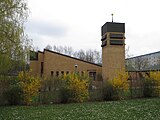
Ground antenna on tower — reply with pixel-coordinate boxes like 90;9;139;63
111;13;114;22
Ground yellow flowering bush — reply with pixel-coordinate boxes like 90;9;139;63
104;70;129;100
149;71;160;83
18;71;41;105
111;71;129;92
144;71;160;97
62;73;89;103
150;71;160;96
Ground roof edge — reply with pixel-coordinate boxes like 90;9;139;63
126;51;160;60
38;51;44;54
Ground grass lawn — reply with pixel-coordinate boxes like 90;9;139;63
0;98;160;120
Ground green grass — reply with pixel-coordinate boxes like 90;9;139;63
0;98;160;120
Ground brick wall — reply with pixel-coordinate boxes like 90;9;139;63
30;50;102;79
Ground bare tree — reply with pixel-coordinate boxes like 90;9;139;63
125;46;133;58
134;57;149;70
63;46;73;56
44;45;102;64
74;49;86;61
85;49;94;63
45;44;52;50
52;45;63;53
53;45;57;52
125;59;134;71
93;50;102;64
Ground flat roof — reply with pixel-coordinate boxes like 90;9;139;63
101;22;125;36
126;51;160;60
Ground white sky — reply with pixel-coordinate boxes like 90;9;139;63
26;0;160;57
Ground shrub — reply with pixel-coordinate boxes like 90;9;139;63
1;76;23;105
18;71;41;105
143;79;156;97
104;70;129;100
5;83;23;105
40;73;90;103
103;81;114;100
61;73;90;103
60;87;72;103
40;76;65;104
143;71;160;97
41;76;65;92
149;71;160;82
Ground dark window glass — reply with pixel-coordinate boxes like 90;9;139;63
61;71;64;75
89;72;96;81
81;71;84;76
30;51;38;60
66;71;69;74
51;71;54;77
56;71;59;77
41;62;43;77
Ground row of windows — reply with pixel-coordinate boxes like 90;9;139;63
50;71;85;77
50;71;97;80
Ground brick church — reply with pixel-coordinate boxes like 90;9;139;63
30;21;125;81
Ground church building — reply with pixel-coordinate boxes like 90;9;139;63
30;21;126;81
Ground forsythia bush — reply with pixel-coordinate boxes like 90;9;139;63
104;70;129;100
18;71;41;105
149;71;160;83
150;71;160;96
111;71;129;92
62;73;90;103
144;71;160;97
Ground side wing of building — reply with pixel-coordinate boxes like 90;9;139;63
30;49;102;80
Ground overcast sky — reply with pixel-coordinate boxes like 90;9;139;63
25;0;160;57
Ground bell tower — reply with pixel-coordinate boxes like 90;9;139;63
101;21;125;81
